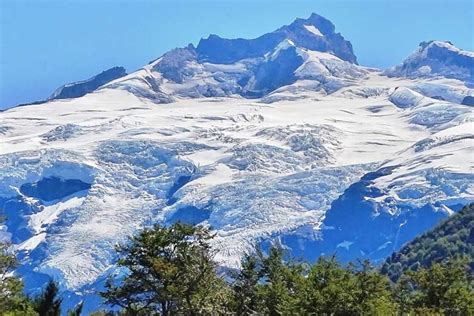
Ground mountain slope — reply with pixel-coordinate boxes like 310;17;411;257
49;66;127;100
0;13;473;312
385;41;474;83
381;203;473;281
104;13;361;102
196;13;357;64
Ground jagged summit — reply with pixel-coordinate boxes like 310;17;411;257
103;13;363;103
385;40;474;82
14;16;474;109
276;13;357;64
196;13;357;64
9;13;360;108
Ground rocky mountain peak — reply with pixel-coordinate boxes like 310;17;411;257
285;12;336;35
385;40;474;82
196;13;357;64
276;13;357;64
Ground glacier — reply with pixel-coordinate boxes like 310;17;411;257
0;13;473;312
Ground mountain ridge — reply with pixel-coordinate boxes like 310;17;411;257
385;40;474;83
0;13;473;313
48;66;127;100
195;13;357;64
100;13;363;103
381;203;473;281
9;14;473;109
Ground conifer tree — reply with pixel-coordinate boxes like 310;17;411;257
33;280;62;316
230;253;262;315
302;256;358;314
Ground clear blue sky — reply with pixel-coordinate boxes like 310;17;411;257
1;0;473;109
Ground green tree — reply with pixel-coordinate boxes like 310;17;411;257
352;260;398;315
101;222;229;315
88;310;115;316
301;256;358;315
33;280;62;316
0;218;36;315
392;274;415;314
258;247;305;315
400;259;474;315
382;203;474;281
230;252;262;315
0;242;24;310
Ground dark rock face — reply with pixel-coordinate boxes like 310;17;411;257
0;177;91;253
422;41;472;69
166;175;193;205
54;13;357;103
196;33;283;64
155;40;306;98
248;46;304;96
270;166;460;264
153;13;357;98
0;197;34;243
196;13;357;64
167;205;211;226
279;13;357;64
462;95;474;106
318;167;449;263
153;45;198;83
49;66;127;100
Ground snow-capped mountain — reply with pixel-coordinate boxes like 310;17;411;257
196;13;357;64
0;13;473;312
385;40;474;84
104;13;360;102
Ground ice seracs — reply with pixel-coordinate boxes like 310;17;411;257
0;13;473;313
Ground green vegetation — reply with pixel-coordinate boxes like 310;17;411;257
228;251;397;315
382;203;474;281
101;223;229;315
1;205;473;315
101;222;473;315
0;216;37;315
394;259;474;315
32;280;62;316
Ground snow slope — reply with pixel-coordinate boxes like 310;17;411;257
385;40;474;83
1;71;472;297
0;13;473;313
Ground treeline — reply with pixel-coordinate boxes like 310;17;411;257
1;219;473;315
382;203;474;281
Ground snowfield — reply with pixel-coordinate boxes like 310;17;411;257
0;13;473;312
1;70;472;294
